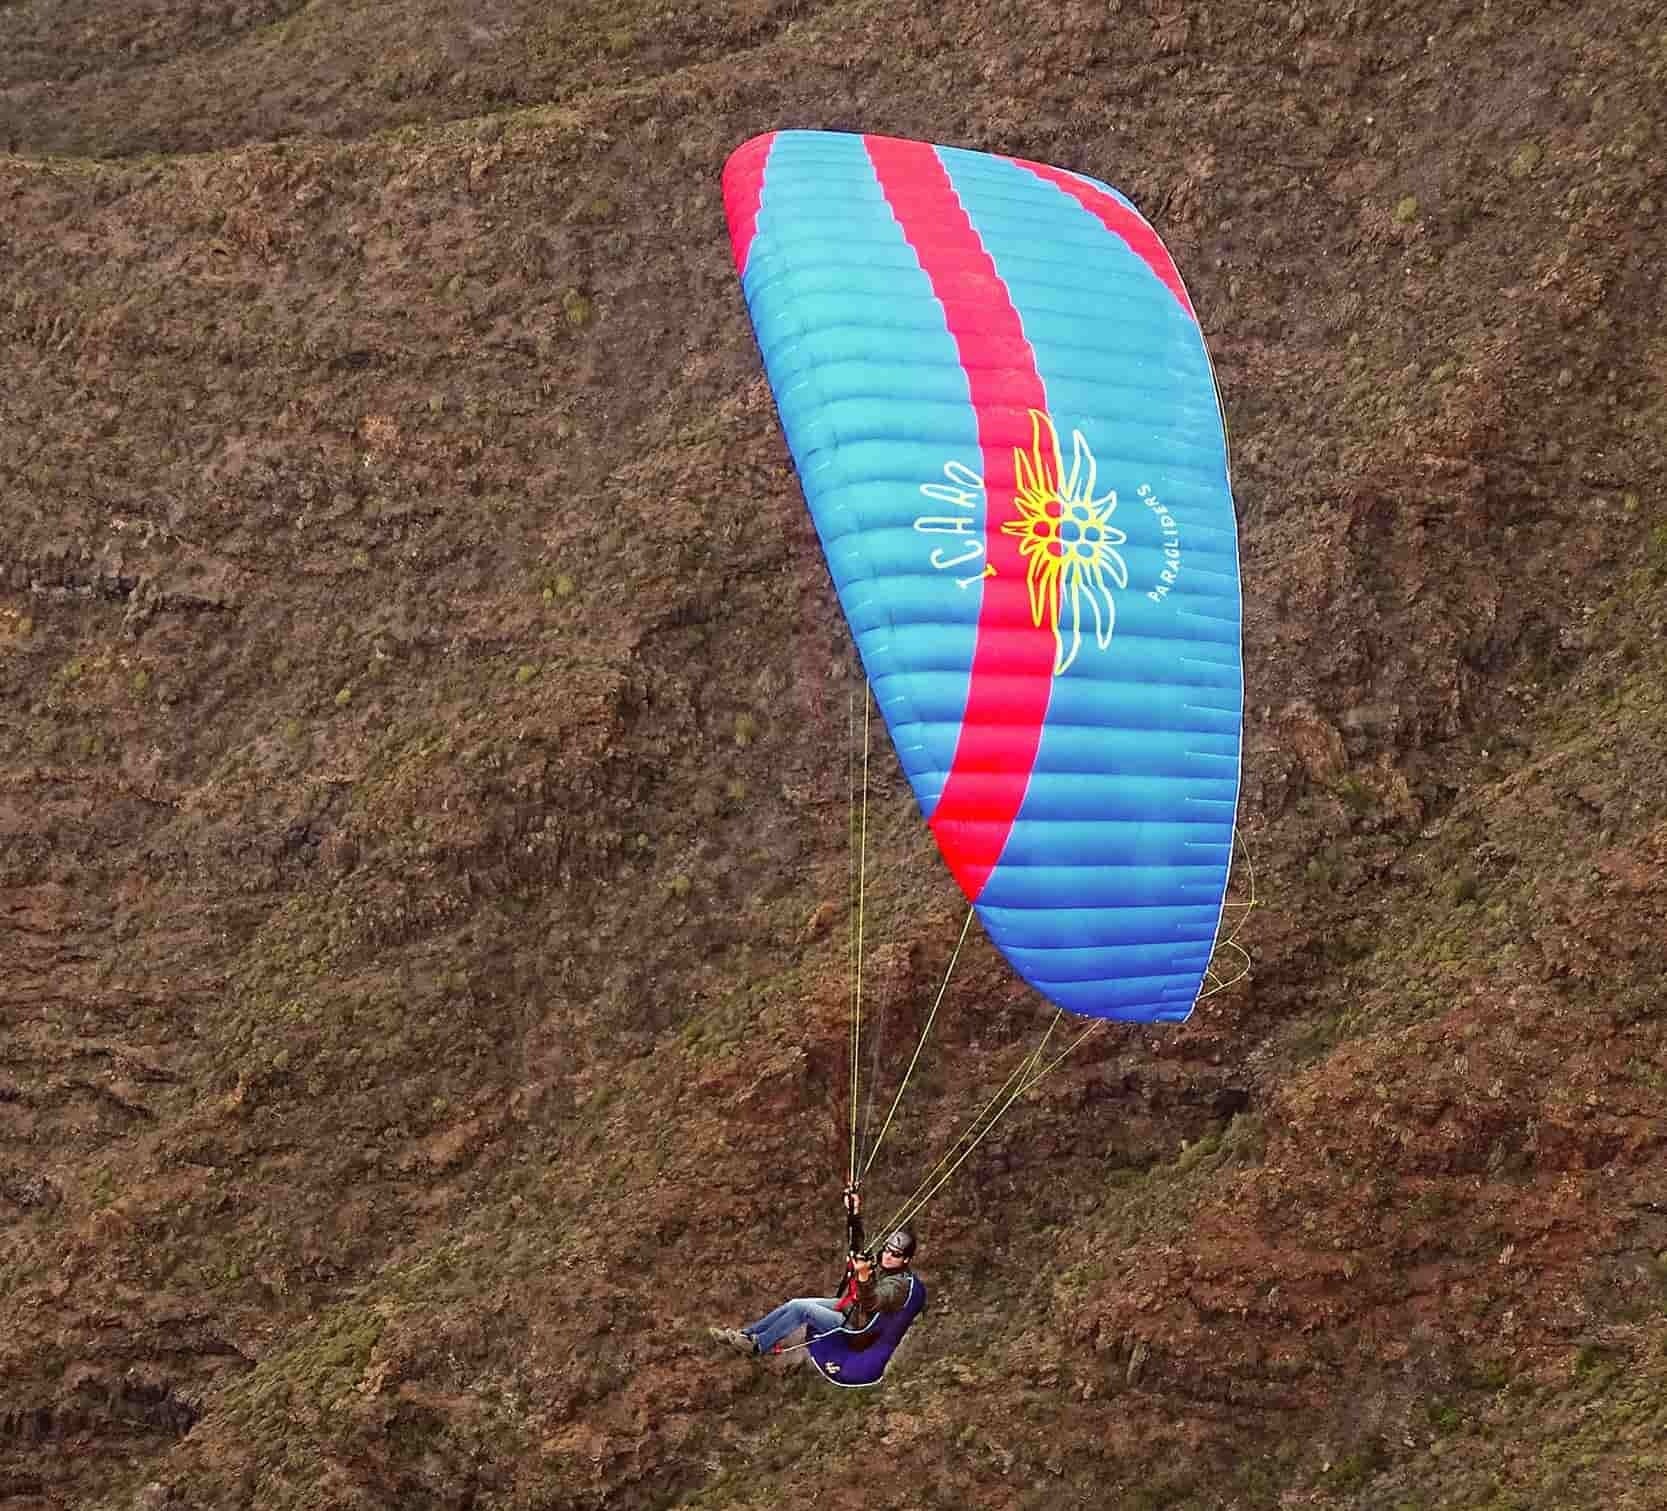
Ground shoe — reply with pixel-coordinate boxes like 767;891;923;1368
708;1326;758;1356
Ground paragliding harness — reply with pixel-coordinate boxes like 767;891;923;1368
808;1270;927;1388
801;1193;927;1388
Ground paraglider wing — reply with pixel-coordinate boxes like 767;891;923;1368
723;130;1242;1023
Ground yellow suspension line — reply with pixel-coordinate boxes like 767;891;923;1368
876;1011;1111;1240
847;688;856;1186
848;686;873;1188
1200;825;1258;999
1015;1015;1109;1097
875;1008;1064;1239
860;905;975;1180
852;830;1253;1231
880;1018;1061;1238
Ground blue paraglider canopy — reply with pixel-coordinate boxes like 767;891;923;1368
723;128;1243;1026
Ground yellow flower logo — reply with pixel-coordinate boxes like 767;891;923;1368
1001;410;1128;675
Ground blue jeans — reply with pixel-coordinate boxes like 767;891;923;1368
745;1296;845;1353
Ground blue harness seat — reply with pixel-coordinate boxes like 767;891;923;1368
805;1274;927;1387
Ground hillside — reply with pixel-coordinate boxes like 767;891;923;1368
3;2;1665;1508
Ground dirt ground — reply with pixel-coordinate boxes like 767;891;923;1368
2;1;1665;1507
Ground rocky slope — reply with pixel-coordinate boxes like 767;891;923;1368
2;1;1665;1507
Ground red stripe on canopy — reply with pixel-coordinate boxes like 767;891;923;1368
1007;156;1197;319
862;134;1055;901
721;131;777;275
